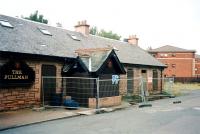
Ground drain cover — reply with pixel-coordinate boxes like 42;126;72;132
173;100;181;104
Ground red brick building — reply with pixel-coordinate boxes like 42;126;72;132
195;54;200;77
148;45;196;77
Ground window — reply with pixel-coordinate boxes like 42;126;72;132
127;68;134;94
141;70;147;73
38;28;52;36
171;53;176;57
165;64;168;67
160;53;168;57
172;64;176;68
69;34;80;41
0;20;14;28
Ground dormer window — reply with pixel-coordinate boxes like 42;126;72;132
38;27;52;36
171;53;176;57
0;20;14;28
69;34;80;41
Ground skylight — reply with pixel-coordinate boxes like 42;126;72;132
0;20;14;28
38;28;52;36
70;34;80;41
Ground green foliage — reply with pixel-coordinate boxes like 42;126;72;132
98;29;121;40
90;26;121;40
89;26;98;35
24;10;48;24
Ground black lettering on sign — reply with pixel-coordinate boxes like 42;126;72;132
0;60;35;88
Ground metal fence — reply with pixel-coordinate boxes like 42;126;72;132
42;77;98;108
41;76;175;109
174;77;200;83
163;77;174;95
163;77;200;96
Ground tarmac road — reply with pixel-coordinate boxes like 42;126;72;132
1;90;200;134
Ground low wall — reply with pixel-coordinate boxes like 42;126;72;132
88;96;121;108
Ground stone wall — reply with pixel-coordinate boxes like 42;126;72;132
0;59;63;111
119;67;163;96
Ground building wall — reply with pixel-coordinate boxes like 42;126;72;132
195;57;200;76
0;57;164;111
151;52;195;77
0;58;63;111
119;66;163;96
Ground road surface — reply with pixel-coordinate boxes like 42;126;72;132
1;90;200;134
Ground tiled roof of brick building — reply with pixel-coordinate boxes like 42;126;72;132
148;45;195;53
0;14;165;67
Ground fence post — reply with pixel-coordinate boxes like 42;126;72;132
41;76;45;108
96;77;100;112
139;77;152;108
140;77;146;103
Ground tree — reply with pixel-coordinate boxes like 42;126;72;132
24;10;48;24
98;29;121;40
90;26;98;35
90;26;121;40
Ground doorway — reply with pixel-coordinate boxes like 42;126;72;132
153;70;158;90
41;65;56;105
141;70;147;92
127;68;134;94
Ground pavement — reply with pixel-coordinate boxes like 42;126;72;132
1;89;199;133
0;102;130;131
1;90;200;134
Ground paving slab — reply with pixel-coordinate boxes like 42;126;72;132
0;102;130;131
0;108;90;131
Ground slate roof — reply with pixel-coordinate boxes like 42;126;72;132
149;45;196;53
0;14;165;67
76;48;125;74
77;49;111;72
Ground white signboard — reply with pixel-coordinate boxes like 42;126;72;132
112;75;119;85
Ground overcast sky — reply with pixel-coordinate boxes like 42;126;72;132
0;0;199;54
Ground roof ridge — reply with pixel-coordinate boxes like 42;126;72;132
90;34;129;45
149;45;196;52
0;14;79;34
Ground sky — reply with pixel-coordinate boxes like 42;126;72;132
0;0;200;54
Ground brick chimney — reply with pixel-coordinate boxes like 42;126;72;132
74;20;90;36
127;35;139;45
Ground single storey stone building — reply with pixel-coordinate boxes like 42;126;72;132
0;14;165;111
